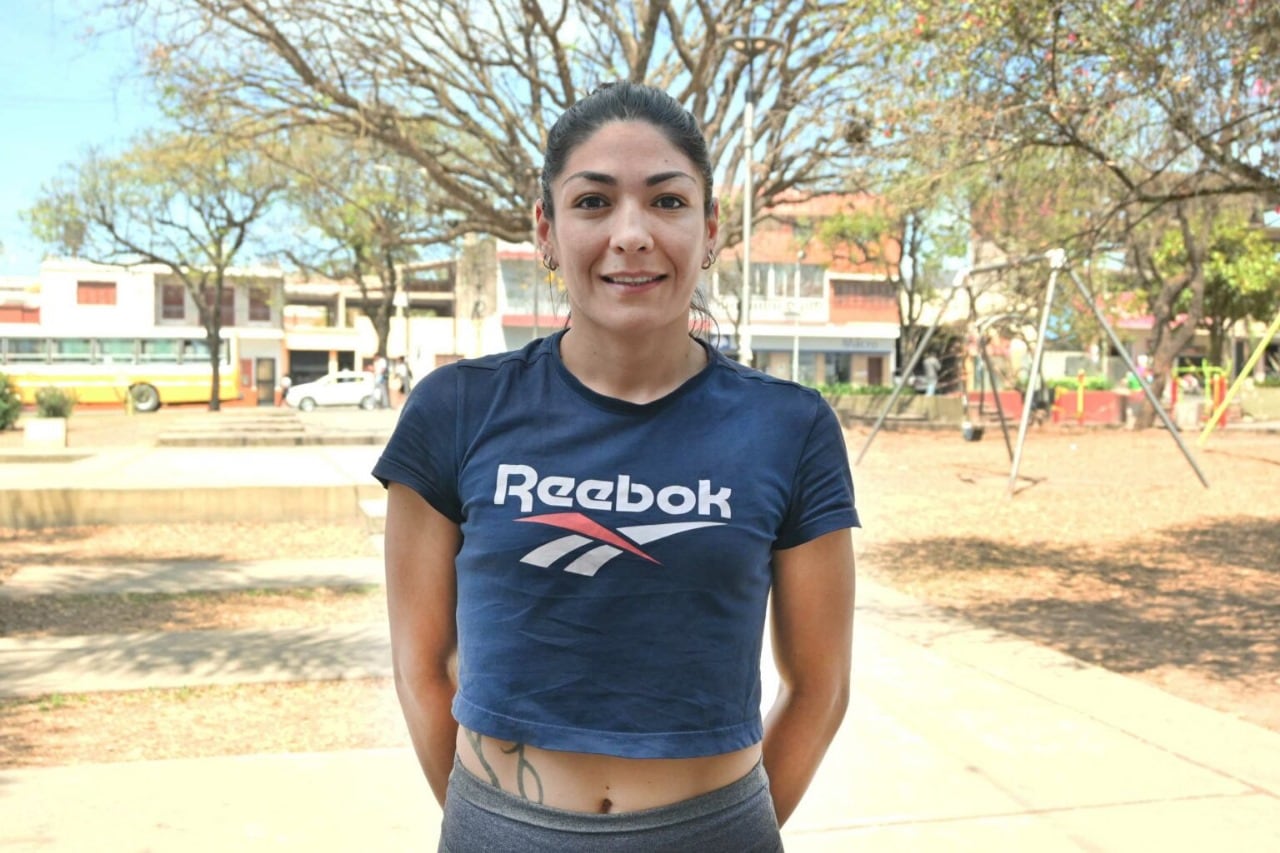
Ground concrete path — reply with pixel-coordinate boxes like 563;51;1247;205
0;557;384;599
3;562;1280;850
3;426;1280;850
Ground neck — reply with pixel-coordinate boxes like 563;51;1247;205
559;325;707;404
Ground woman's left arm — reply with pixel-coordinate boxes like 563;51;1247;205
761;526;856;827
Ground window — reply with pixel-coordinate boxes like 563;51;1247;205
98;339;137;365
5;338;48;362
77;281;117;305
140;339;179;363
201;286;236;324
0;306;40;323
161;284;186;320
249;287;272;322
51;339;92;362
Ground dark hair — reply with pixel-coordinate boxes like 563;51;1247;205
540;82;715;220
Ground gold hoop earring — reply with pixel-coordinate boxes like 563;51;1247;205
541;253;559;272
701;250;718;270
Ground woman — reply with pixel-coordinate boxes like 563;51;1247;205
374;82;858;851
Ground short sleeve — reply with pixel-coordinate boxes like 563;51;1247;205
371;365;463;522
774;398;860;550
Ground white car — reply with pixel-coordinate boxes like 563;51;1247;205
285;371;378;412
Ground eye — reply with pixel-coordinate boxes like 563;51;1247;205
653;195;688;210
572;194;609;210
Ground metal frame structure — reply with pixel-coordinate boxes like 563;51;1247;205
854;250;1211;495
1196;309;1280;448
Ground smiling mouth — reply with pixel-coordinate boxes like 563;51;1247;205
602;274;664;287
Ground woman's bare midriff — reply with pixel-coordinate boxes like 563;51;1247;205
456;726;762;814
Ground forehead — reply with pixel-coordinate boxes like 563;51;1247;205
559;120;699;184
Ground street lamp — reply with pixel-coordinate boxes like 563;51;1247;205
392;286;410;366
726;32;783;367
791;249;804;382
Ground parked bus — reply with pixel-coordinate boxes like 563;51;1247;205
0;333;241;412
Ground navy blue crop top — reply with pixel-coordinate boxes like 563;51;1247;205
373;332;858;759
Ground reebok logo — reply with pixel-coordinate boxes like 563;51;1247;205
494;464;732;577
494;464;732;519
516;512;724;577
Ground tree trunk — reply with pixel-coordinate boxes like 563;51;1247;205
208;332;222;412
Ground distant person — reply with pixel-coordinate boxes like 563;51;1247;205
395;357;413;396
374;82;858;851
923;354;941;396
278;374;291;407
373;356;391;409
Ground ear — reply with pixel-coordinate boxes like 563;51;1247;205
705;198;720;253
535;199;553;250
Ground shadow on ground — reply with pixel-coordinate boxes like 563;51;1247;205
865;516;1280;683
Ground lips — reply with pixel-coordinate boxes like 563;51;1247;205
601;273;665;287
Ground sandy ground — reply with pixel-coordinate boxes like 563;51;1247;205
1;412;1277;766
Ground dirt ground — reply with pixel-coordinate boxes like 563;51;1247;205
2;416;1278;767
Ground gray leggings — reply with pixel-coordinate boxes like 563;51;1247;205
439;756;784;852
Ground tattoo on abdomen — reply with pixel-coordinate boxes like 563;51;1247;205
464;730;501;787
464;733;545;804
501;742;545;804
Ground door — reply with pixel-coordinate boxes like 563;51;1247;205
255;358;276;406
867;356;884;387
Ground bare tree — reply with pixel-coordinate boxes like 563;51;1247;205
103;0;870;252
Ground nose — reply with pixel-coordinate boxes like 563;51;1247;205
610;200;653;254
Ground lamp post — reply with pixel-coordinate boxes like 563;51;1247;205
726;33;783;367
791;249;804;382
393;285;409;367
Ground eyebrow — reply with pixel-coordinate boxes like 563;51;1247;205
563;170;695;187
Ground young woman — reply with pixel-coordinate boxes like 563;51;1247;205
375;82;858;851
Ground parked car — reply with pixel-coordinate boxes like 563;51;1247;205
284;370;377;412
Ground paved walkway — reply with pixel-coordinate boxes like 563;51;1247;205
2;435;1280;850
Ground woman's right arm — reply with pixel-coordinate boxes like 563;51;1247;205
384;481;462;805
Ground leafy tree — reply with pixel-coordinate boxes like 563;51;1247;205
1161;214;1280;367
24;132;287;410
0;373;21;431
851;0;1280;424
278;133;455;358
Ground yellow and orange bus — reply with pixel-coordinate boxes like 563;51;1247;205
0;332;241;412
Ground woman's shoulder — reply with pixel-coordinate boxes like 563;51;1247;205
424;337;557;385
706;352;827;409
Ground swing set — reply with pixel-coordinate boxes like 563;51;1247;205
855;249;1212;495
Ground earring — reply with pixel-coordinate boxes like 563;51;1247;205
701;249;718;270
541;252;559;272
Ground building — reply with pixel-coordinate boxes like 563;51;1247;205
10;192;912;404
711;192;902;386
2;258;286;406
484;193;904;388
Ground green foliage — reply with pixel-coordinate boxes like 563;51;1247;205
815;382;907;397
0;373;21;430
1159;214;1280;365
35;386;76;419
1044;375;1113;392
1257;376;1280;388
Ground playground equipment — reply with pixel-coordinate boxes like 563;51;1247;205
856;249;1210;495
1197;310;1280;448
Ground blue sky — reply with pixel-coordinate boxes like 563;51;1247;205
0;1;161;275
